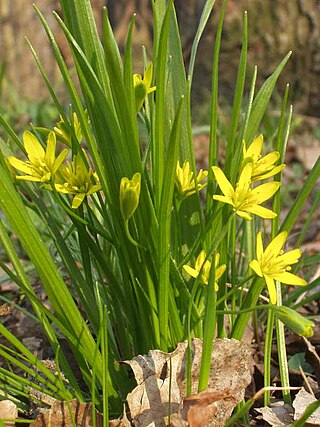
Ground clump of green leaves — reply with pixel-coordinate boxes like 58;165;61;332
0;0;319;424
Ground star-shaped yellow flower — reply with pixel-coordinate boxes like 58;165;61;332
54;151;101;209
212;163;280;220
242;134;285;181
175;160;208;200
133;63;156;112
183;251;226;291
54;111;88;148
249;231;307;304
7;131;68;183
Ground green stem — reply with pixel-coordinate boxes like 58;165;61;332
124;219;145;249
198;258;217;392
275;283;291;404
229;215;237;327
264;308;275;406
230;277;265;340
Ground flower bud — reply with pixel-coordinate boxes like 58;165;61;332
275;306;314;338
120;173;141;221
133;63;156;112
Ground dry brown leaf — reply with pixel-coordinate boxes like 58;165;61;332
293;388;320;424
0;304;11;316
124;338;252;427
0;400;18;426
109;405;132;426
255;401;293;426
33;398;103;427
169;388;237;427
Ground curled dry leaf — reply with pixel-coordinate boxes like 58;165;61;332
123;338;252;427
0;304;11;316
33;398;103;427
0;400;18;427
293;388;320;424
168;388;237;427
255;401;294;426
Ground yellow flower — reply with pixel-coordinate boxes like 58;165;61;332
212;164;280;220
133;63;156;112
175;160;208;200
249;231;307;304
183;251;226;291
54;111;88;148
54;151;101;209
120;173;141;221
242;134;285;181
7;131;68;183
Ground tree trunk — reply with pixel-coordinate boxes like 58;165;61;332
107;0;320;116
0;0;105;100
1;0;319;115
195;0;320;116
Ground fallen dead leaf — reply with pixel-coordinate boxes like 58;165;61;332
0;304;11;316
168;388;237;427
33;398;103;427
255;401;294;426
293;388;320;424
109;406;131;426
0;400;18;427
124;338;252;427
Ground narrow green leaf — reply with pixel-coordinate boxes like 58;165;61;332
244;51;292;144
158;96;184;350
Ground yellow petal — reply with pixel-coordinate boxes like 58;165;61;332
247;134;263;157
16;175;42;182
265;275;277;304
183;265;199;280
245;204;277;219
52;149;68;175
195;251;207;271
45;132;56;167
23;131;45;162
264;231;287;260
215;264;226;280
237;163;252;189
143;63;153;89
212;167;234;199
252;164;285;181
251;181;281;203
259;151;280;167
7;157;34;175
133;74;142;86
72;193;86;209
272;272;307;286
275;249;302;267
86;185;101;196
249;259;263;277
212;195;233;206
236;210;253;221
256;232;264;261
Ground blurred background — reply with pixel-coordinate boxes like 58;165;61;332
1;0;319;114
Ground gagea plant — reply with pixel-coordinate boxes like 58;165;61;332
0;0;319;424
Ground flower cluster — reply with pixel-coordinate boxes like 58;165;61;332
181;134;306;304
175;160;208;200
183;250;226;291
7;114;100;209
